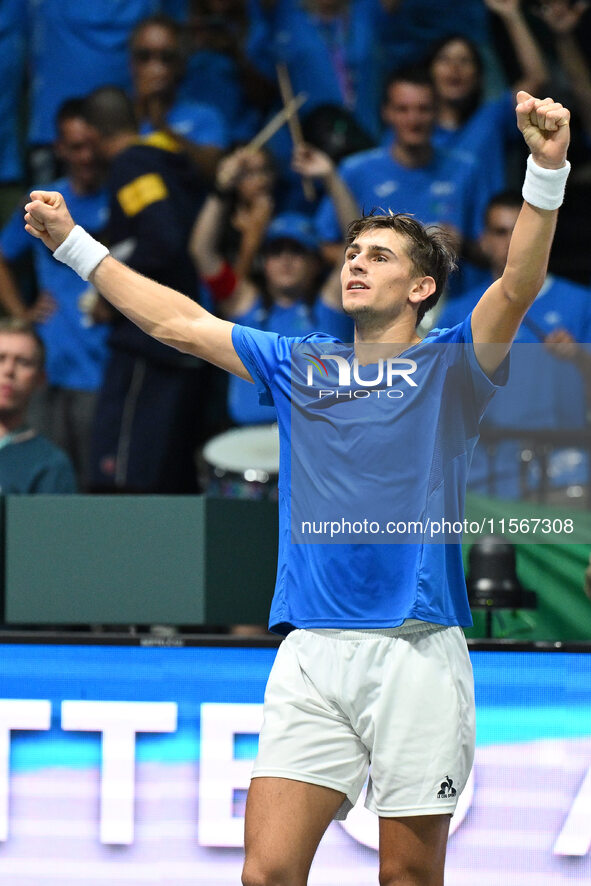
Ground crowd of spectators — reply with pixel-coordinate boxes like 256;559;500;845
0;0;590;501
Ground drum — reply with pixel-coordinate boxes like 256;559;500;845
201;424;280;500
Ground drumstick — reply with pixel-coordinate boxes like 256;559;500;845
245;93;308;153
276;62;316;202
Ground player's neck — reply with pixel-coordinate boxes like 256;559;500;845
354;314;421;349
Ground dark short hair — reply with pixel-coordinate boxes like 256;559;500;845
0;318;46;369
382;64;435;106
345;213;457;325
56;98;88;133
130;14;182;48
83;87;137;138
485;189;523;224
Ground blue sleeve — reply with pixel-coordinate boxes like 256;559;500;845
435;312;509;418
0;201;30;261
231;324;290;406
232;324;336;407
462;313;509;413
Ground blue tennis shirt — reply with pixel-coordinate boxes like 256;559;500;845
232;314;507;634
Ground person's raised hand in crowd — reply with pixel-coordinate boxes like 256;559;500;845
215;146;275;233
484;0;525;18
292;142;361;266
215;147;255;195
291;143;336;183
534;0;588;34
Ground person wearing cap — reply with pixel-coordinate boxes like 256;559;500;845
191;144;355;425
130;14;229;182
225;210;353;426
190;144;279;306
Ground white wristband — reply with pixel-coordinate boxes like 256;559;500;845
522;155;571;211
53;225;110;281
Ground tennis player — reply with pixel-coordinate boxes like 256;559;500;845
24;91;570;886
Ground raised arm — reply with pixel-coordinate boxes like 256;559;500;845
471;91;570;374
24;191;251;381
291;144;360;237
189;149;248;278
484;0;549;96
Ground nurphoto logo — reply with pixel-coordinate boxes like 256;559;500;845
303;353;418;400
304;353;418;386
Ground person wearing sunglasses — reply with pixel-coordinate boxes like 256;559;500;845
130;14;229;181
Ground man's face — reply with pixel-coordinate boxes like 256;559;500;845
340;227;424;323
480;205;520;275
131;23;181;100
56;117;102;192
382;82;435;150
0;333;44;423
263;242;317;293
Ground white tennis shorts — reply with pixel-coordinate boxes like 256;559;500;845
252;623;475;819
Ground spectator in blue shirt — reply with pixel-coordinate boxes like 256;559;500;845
263;0;383;140
181;0;277;144
191;145;356;425
131;14;228;181
0;319;76;494
315;66;488;295
225;212;353;426
424;0;548;205
190;145;278;303
376;0;489;75
438;190;591;501
0;100;109;490
26;0;162;183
